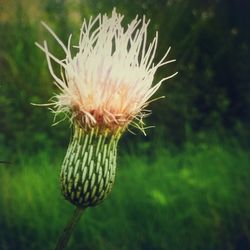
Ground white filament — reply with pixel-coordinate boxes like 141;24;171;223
36;8;177;132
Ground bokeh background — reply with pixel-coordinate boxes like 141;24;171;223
0;0;249;249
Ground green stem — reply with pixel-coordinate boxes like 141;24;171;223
55;207;85;250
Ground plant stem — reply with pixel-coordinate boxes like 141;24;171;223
55;207;85;250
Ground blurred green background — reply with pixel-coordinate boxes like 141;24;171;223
0;0;249;249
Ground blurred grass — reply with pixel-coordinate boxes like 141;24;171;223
0;140;249;250
0;1;249;249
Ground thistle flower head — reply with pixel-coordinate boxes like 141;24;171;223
36;9;177;134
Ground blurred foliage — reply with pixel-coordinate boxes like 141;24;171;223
0;140;249;250
1;128;249;249
0;2;249;250
0;0;249;153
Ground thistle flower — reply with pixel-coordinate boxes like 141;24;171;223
36;9;177;209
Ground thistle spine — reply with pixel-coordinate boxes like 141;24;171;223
60;125;120;208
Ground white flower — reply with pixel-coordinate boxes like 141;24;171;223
36;8;177;134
